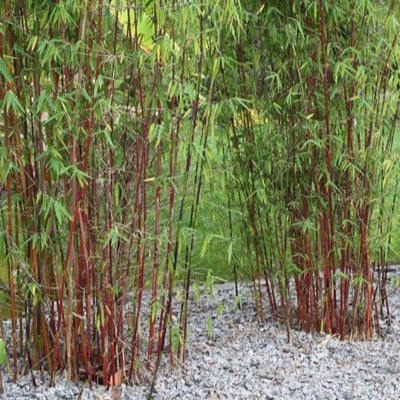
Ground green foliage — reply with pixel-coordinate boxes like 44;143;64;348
0;0;399;385
214;0;400;337
0;339;6;366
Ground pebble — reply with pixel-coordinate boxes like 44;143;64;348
2;277;400;399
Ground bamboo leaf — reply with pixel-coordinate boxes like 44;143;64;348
0;59;12;83
0;339;6;366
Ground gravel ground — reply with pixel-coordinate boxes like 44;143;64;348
2;274;400;400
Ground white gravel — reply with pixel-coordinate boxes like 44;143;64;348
2;273;400;399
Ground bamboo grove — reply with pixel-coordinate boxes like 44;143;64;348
222;0;400;340
0;0;399;389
